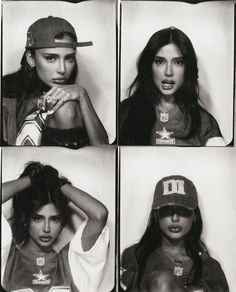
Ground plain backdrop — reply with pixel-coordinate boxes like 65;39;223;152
2;146;116;292
120;0;234;145
2;0;116;143
120;147;236;291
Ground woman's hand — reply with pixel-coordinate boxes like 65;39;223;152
43;84;88;113
43;84;108;145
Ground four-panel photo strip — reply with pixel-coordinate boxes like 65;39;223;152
1;0;236;292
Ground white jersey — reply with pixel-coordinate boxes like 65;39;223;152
1;215;109;292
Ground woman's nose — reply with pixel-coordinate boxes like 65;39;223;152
171;213;180;222
43;220;50;233
57;60;66;75
165;62;174;77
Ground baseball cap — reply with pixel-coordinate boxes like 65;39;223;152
25;16;93;49
152;175;198;210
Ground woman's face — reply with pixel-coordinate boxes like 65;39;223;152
158;206;194;243
30;45;76;88
152;43;185;98
28;203;62;251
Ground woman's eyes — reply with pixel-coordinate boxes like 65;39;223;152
154;58;165;65
65;56;75;63
43;56;75;63
51;217;61;223
31;216;61;223
44;56;56;62
32;216;43;222
153;58;184;66
174;59;184;66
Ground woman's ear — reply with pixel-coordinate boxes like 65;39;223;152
26;50;35;68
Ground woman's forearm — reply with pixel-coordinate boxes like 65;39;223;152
61;184;108;224
79;92;109;145
2;177;31;204
60;183;108;251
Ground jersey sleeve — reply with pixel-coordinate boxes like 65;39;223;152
1;214;13;285
2;98;17;145
199;109;222;145
199;256;229;292
68;220;109;292
120;245;139;291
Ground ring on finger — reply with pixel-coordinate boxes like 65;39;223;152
59;97;65;103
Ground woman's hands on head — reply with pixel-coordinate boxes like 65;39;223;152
22;162;70;190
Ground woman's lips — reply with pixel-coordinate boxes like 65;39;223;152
39;236;52;242
168;226;182;233
52;79;66;84
162;80;175;90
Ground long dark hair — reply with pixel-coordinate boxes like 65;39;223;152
135;207;208;287
12;161;71;245
121;27;201;144
3;32;78;120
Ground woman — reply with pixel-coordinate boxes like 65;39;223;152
119;27;225;146
2;162;109;292
2;16;108;148
121;175;229;292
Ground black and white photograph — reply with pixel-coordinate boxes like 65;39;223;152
1;1;236;292
119;1;234;146
1;146;116;292
120;147;236;291
2;0;116;147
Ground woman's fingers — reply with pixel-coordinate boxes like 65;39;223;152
51;92;70;113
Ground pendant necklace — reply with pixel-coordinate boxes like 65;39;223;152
36;256;45;267
156;105;170;123
160;112;169;123
173;258;184;276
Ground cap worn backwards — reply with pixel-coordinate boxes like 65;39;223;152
25;16;93;49
152;175;198;211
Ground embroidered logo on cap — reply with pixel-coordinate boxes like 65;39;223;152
163;179;185;196
26;32;34;47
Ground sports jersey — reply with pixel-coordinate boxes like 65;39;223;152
1;215;109;292
2;73;89;148
150;105;222;146
120;245;229;292
119;97;223;146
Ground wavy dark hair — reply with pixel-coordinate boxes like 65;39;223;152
12;161;71;245
120;27;201;145
3;32;78;120
134;206;208;287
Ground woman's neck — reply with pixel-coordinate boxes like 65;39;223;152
158;96;176;112
161;236;186;257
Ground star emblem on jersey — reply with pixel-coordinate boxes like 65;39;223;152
32;270;51;285
156;127;175;144
36;257;45;266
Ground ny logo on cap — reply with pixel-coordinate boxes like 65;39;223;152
163;179;185;196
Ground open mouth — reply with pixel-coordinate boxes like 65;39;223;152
162;80;175;90
40;236;52;242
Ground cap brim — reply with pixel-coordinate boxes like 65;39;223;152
76;41;93;47
26;41;93;49
152;194;197;211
